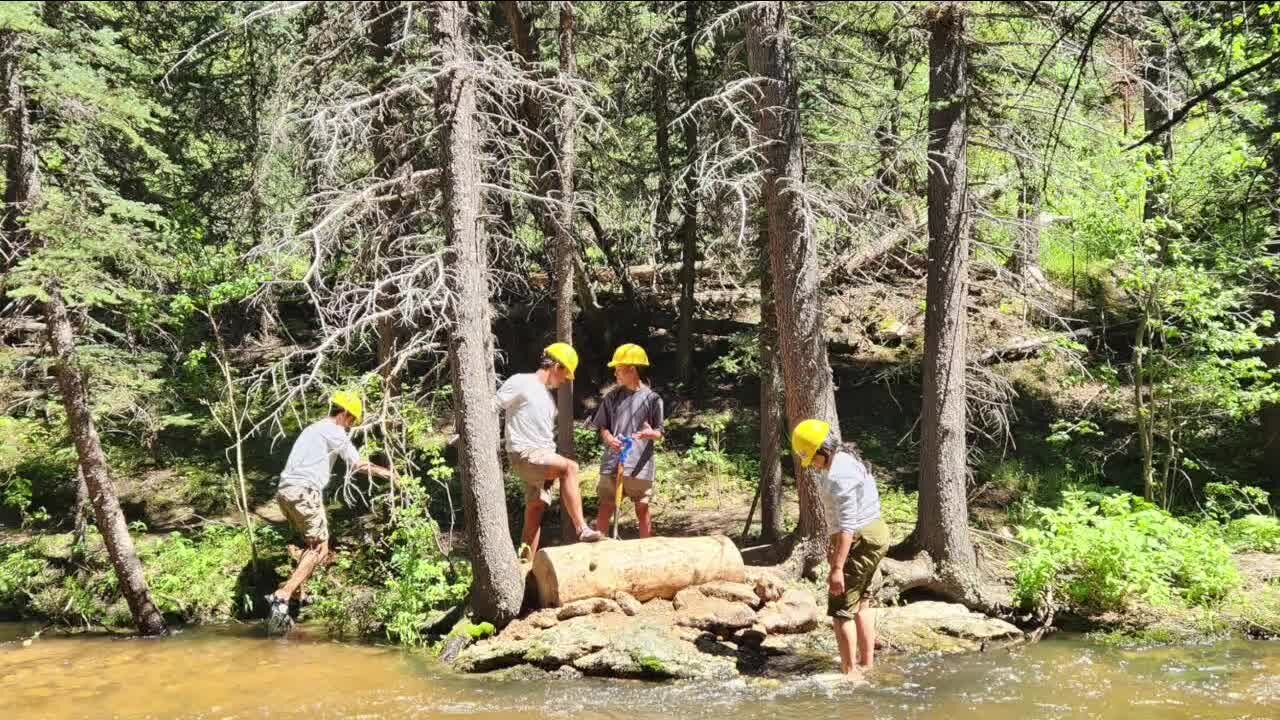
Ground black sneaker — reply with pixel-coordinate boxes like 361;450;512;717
266;595;293;636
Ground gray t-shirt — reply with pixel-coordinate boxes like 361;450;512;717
588;385;663;481
818;451;881;534
497;372;557;453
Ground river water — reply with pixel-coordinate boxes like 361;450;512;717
1;623;1277;720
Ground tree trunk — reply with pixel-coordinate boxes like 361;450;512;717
745;3;836;574
917;2;978;586
675;1;700;387
874;7;910;206
73;466;89;547
46;285;168;636
432;0;523;626
0;30;39;275
653;58;673;256
530;535;745;607
554;3;578;462
1010;157;1043;287
366;1;414;387
758;214;785;544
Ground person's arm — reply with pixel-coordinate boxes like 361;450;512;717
495;376;524;412
354;459;396;480
592;395;622;451
632;395;664;441
334;429;396;481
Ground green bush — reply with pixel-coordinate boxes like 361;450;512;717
0;545;45;615
1222;515;1280;553
1014;490;1240;613
142;525;269;622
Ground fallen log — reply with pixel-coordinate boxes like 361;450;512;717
530;535;745;607
976;327;1095;365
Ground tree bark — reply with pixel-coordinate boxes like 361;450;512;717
530;535;745;607
675;1;700;386
917;2;978;586
0;30;39;275
745;3;836;574
653;56;674;257
1141;5;1173;228
47;285;168;636
1262;146;1280;487
432;0;523;626
553;3;578;462
1009;156;1043;287
758;213;784;544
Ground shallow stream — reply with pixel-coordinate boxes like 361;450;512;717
2;623;1278;719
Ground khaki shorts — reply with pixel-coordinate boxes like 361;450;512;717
277;485;328;545
827;518;890;619
509;448;562;507
597;472;653;505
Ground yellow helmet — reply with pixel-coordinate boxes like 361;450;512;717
790;419;831;468
607;343;650;368
543;342;579;379
331;390;364;421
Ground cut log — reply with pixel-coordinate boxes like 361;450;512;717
530;535;746;607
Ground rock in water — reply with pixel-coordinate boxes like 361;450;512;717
877;601;1022;654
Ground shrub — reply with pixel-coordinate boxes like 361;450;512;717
142;525;269;623
1222;515;1280;553
1014;490;1240;613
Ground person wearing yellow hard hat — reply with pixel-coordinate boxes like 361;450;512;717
267;390;396;635
589;344;664;538
791;418;888;679
497;342;601;557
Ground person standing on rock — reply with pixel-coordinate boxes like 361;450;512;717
498;342;603;559
590;344;664;538
267;391;397;635
791;419;889;678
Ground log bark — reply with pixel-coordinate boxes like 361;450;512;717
746;2;836;573
530;535;745;607
675;0;700;386
553;3;578;462
47;285;168;636
917;1;980;592
433;0;523;626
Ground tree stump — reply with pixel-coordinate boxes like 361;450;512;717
530;535;746;607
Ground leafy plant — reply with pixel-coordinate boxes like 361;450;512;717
1014;490;1240;613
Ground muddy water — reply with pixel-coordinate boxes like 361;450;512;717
1;624;1277;720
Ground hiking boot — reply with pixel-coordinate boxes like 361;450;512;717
578;526;602;543
265;595;293;636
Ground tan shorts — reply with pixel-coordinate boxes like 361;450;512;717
509;448;562;507
597;473;653;505
277;485;328;545
827;518;890;619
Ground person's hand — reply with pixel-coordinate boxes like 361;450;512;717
632;422;661;441
606;434;624;452
828;568;845;598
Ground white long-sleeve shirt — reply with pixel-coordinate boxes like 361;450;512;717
278;418;361;493
817;451;881;534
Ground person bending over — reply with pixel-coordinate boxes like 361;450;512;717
792;419;889;679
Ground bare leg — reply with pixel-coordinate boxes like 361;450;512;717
833;617;858;676
522;501;546;557
554;461;588;534
276;538;326;602
595;500;615;535
635;502;652;538
855;599;876;668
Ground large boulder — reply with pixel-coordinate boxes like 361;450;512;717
756;589;820;635
524;617;610;667
674;595;757;634
696;581;761;607
454;637;533;673
877;601;1022;653
572;624;736;680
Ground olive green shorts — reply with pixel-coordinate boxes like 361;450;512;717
827;518;890;619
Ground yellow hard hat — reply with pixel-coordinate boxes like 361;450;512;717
607;343;650;368
543;342;579;379
331;390;364;421
790;419;831;468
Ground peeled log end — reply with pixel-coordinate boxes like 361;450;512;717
531;535;746;607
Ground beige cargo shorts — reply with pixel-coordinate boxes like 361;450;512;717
276;485;328;545
508;448;562;507
597;472;653;505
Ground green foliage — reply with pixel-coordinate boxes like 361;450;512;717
1221;515;1280;553
707;332;762;381
141;525;266;623
1014;490;1240;613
